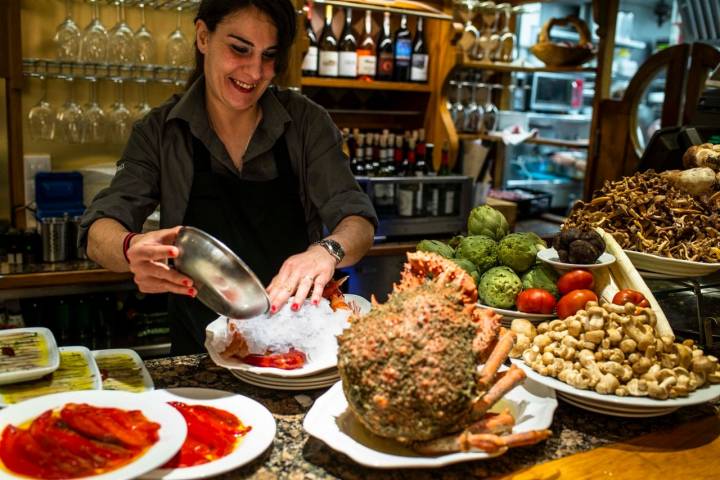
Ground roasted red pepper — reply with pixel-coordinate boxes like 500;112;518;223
242;348;307;370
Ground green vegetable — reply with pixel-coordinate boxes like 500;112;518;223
467;205;510;241
448;235;465;249
478;266;522;309
497;232;542;273
450;258;477;275
517;231;547;250
416;240;454;258
455;235;498;274
521;264;559;298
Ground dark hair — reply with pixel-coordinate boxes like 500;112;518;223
186;0;297;88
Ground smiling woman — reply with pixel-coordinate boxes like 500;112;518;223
80;0;377;355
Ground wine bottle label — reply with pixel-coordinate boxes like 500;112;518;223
427;187;439;216
378;52;394;76
357;54;377;75
444;189;456;215
373;184;394;206
395;39;412;63
318;51;339;76
410;54;428;81
414;182;424;213
339;52;358;77
302;46;319;72
397;187;414;216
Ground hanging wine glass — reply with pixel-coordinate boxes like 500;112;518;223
477;2;500;62
80;0;108;63
464;77;485;133
81;79;106;144
108;0;136;64
56;77;83;144
28;76;56;141
450;74;466;131
166;7;190;66
135;3;155;64
133;80;152;122
482;83;499;133
53;0;81;60
457;1;480;59
108;80;132;142
497;3;516;63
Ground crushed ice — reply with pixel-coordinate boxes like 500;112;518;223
214;299;351;361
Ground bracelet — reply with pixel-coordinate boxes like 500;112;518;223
122;232;138;264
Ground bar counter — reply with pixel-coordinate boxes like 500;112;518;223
145;354;720;479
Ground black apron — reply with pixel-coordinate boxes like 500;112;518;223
168;132;310;355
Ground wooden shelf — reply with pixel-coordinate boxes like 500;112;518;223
313;0;452;21
458;132;589;149
301;76;432;92
0;269;132;290
458;55;596;74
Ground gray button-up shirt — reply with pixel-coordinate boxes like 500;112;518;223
79;76;377;246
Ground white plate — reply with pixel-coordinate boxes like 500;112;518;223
624;250;720;278
0;327;59;386
344;294;372;316
0;390;187;480
0;346;102;406
303;378;557;469
537;248;616;271
140;388;276;480
557;393;678;417
478;303;555;322
513;359;720;409
231;371;337;391
238;368;340;383
206;294;370;378
93;348;155;393
233;371;338;387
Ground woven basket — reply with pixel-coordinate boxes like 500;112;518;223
530;15;596;67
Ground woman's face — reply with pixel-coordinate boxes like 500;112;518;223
196;6;278;114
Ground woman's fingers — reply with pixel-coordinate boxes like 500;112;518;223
292;274;316;309
129;244;180;263
309;271;332;306
134;275;196;296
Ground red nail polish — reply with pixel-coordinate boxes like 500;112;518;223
312;300;319;306
270;305;277;313
182;280;189;287
188;288;195;297
291;303;299;311
168;250;176;258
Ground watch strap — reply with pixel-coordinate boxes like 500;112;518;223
313;239;344;264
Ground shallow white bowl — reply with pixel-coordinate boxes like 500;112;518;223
624;250;720;278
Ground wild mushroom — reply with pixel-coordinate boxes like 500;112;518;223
595;373;620;395
626;378;649;397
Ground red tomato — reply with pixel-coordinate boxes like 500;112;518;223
613;289;650;308
242;348;307;370
556;289;598;319
516;289;557;314
557;270;594;295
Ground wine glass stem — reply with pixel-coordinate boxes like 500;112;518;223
140;4;146;26
41;76;48;103
90;80;98;104
176;7;182;30
116;81;124;104
65;0;72;19
92;1;99;22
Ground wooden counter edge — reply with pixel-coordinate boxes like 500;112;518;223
495;414;720;480
0;269;133;289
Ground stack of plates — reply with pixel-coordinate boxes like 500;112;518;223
478;304;554;328
230;368;339;390
513;359;720;417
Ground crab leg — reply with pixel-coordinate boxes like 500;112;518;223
413;428;552;455
472;364;526;416
467;409;515;434
477;329;516;390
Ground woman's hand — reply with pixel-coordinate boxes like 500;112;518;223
267;245;337;313
126;226;196;297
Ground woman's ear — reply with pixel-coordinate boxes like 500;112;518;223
196;20;209;55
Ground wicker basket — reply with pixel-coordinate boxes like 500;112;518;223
530;15;596;67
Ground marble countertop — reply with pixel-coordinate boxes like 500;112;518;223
144;354;719;480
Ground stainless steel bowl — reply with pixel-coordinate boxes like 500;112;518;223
174;226;270;319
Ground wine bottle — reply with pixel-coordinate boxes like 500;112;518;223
438;141;457;216
393;14;412;81
338;8;357;78
357;10;377;81
318;5;338;77
410;17;429;82
376;12;393;81
301;2;319;76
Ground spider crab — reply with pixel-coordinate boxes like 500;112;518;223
337;251;551;454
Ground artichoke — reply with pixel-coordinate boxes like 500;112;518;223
521;264;559;298
497;233;541;273
455;235;498;274
478;266;522;309
416;240;454;258
467;205;510;241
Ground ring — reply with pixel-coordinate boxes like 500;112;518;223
284;285;294;293
302;275;314;283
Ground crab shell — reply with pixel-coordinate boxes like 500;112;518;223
337;251;525;444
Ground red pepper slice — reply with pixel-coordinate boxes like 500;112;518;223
242;348;307;370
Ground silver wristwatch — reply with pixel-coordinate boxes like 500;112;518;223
313;239;345;264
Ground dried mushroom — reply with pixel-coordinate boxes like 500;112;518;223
552;227;605;264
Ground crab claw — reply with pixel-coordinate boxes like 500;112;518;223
413;428;552;455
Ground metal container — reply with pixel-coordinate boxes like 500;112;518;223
69;216;88;260
174;226;270;319
41;217;69;263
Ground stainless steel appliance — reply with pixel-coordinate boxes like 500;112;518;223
530;72;585;113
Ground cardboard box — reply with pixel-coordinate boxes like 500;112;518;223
486;197;517;229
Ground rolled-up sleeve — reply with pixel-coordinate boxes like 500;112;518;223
303;108;378;233
78;117;162;247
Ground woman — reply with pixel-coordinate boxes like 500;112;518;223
80;0;377;354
